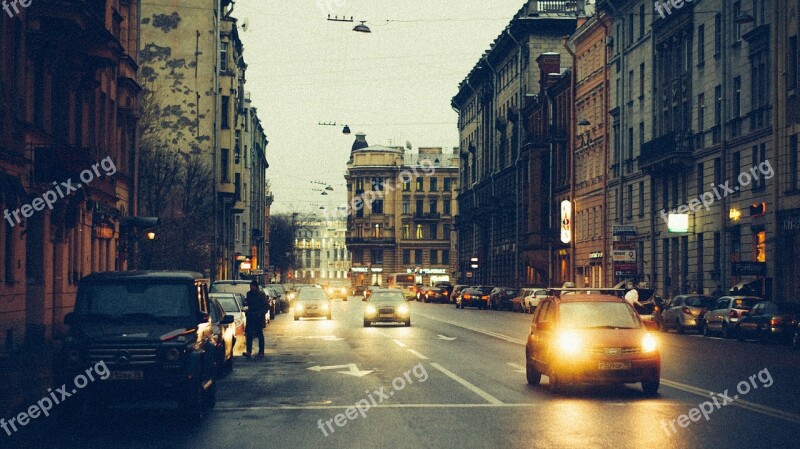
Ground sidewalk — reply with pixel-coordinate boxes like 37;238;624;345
0;342;56;420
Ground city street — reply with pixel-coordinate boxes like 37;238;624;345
15;299;800;449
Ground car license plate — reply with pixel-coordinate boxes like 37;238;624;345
380;314;393;318
109;370;144;380
598;362;631;370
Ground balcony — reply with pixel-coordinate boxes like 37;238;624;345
413;212;440;221
638;132;693;173
345;236;395;246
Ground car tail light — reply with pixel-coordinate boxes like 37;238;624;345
682;306;692;315
729;310;739;319
463;294;471;299
770;318;784;327
482;295;490;300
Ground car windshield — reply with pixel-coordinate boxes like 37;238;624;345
210;282;251;296
685;296;714;308
77;282;193;318
216;297;240;313
266;284;285;295
298;289;327;301
370;292;405;302
558;302;640;329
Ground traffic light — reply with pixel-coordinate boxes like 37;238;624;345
470;257;479;269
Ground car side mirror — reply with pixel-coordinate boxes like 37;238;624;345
536;321;552;331
220;315;234;325
64;312;76;326
242;306;249;312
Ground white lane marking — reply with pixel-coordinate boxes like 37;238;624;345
406;349;429;359
661;379;800;425
307;364;373;377
430;362;503;405
417;311;800;424
393;339;407;348
415;313;526;345
217;401;685;411
507;362;525;373
437;334;457;340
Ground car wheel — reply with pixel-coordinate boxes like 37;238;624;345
641;378;660;396
722;323;732;339
702;322;711;337
526;360;541;386
676;319;685;334
181;380;208;421
364;320;370;327
404;320;411;327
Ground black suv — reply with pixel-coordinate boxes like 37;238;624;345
58;271;224;419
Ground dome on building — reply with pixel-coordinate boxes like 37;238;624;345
351;132;369;152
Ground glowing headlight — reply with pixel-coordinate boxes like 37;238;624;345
165;348;182;362
365;305;377;315
295;304;304;312
642;333;658;353
397;305;409;315
556;331;582;355
322;303;329;311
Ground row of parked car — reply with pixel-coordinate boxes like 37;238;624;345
652;293;800;347
411;283;550;313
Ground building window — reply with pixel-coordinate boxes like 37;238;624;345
353;249;363;264
733;77;741;118
402;249;411;265
628;70;634;101
402;224;410;239
430;250;438;265
697;162;704;198
714;85;722;143
416;199;424;215
697;93;705;131
731;151;741;194
221;96;230;129
639;63;644;98
430;177;438;192
414;224;423;240
791;36;799;91
443;178;452;191
790;134;798;190
371;249;384;265
403;180;410;191
733;2;742;42
639;4;645;38
220;42;228;72
372;200;384;214
221;149;230;183
442;249;450;264
627;185;633;218
429;199;438;214
429;224;438;240
414;250;423;265
443;199;451;215
416;177;424;191
373;224;381;238
638;181;645;217
402;199;410;214
714;14;722;55
371;177;383;191
697;24;705;64
443;224;451;240
755;230;766;262
753;144;766;189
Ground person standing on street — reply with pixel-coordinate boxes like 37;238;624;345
243;280;269;358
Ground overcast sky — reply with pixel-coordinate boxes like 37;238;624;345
237;0;526;214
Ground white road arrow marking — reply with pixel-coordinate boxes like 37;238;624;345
437;334;457;340
507;362;525;373
307;363;373;377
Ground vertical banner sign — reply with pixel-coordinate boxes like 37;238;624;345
560;200;572;244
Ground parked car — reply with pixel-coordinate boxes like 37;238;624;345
364;289;410;327
209;292;246;336
523;288;551;314
419;286;448;303
433;281;454;298
489;287;519;311
294;287;332;320
702;296;761;338
525;292;660;395
659;294;715;334
266;283;291;311
457;286;493;309
735;301;800;344
209;297;236;377
511;288;534;312
59;271;220;419
211;280;277;317
450;285;468;304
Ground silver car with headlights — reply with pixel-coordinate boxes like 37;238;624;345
293;288;331;320
364;289;410;327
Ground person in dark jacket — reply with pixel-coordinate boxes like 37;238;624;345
243;280;269;358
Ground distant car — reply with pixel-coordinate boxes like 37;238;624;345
209;292;246;336
433;281;454;298
210;280;277;317
294;288;331;320
489;287;519;311
266;284;290;312
326;283;350;300
702;296;761;338
450;285;468;304
419;286;448;303
735;301;800;344
523;288;551;314
659;295;715;334
364;289;410;327
209;297;236;377
525;293;660;395
457;286;493;309
353;285;367;297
